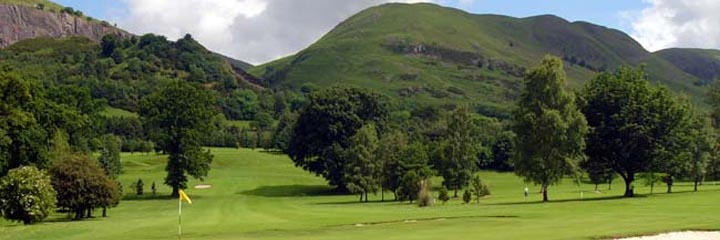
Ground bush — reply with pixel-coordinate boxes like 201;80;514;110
462;190;472;204
418;180;433;207
50;155;121;219
438;186;450;204
135;178;144;195
0;166;57;224
470;175;490;203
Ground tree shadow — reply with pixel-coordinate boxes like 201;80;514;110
488;195;644;206
122;194;185;201
238;185;342;197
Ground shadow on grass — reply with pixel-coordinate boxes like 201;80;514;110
239;185;343;197
489;194;646;206
122;194;203;201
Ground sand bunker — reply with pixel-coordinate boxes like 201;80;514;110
194;184;212;189
616;231;720;240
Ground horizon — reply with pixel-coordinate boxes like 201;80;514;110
53;0;720;65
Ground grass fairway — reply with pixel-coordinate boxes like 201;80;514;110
1;148;719;239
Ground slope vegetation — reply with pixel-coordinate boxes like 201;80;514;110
251;3;705;116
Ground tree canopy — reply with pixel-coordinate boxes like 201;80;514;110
287;87;387;190
139;82;216;197
512;56;588;202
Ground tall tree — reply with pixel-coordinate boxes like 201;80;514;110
689;116;715;192
396;142;433;202
579;66;691;197
288;87;387;191
98;134;122;179
377;130;407;201
140;82;215;197
512;56;588;202
437;106;481;197
344;123;381;202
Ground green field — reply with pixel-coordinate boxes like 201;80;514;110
1;148;719;239
101;107;139;118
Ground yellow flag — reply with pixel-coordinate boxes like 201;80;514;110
179;190;192;204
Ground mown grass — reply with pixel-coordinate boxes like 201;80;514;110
1;148;719;239
101;106;138;118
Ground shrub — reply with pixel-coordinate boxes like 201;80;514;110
438;186;450;204
135;178;144;195
50;155;121;219
470;175;490;203
0;166;57;224
462;190;472;204
418;180;433;207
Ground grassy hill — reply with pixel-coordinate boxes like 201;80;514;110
655;48;720;86
0;0;62;10
2;147;719;239
250;3;707;116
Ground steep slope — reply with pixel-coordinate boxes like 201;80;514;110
0;3;130;47
655;48;720;86
250;3;704;116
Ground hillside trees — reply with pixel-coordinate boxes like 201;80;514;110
512;56;588;202
580;66;692;197
140;82;216;197
0;166;57;224
288;87;387;191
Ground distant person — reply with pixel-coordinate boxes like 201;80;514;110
524;186;529;199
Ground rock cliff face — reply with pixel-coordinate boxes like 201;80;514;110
0;4;130;48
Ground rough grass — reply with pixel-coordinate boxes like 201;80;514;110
101;107;138;118
2;148;720;240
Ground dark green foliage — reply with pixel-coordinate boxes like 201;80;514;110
0;166;56;224
288;87;387;190
0;67;101;175
436;106;481;197
220;89;260;120
438;186;450;204
135;178;144;196
1;35;242;113
98;134;122;179
462;189;472;204
140;82;216;197
271;112;297;151
396;142;434;202
579;66;692;197
49;155;121;220
343;123;381;202
470;175;490;203
377;130;407;199
581;157;614;191
512;56;588;202
488;130;515;171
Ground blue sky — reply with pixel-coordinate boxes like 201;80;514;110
49;0;720;64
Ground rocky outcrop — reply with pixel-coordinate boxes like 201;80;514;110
0;4;131;48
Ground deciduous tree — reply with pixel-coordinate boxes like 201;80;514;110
512;56;588;202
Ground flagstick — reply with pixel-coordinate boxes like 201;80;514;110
178;197;182;240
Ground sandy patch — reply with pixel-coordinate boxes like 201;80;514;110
616;231;720;240
194;184;212;189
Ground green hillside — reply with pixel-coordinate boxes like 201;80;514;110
655;48;720;85
0;0;62;10
250;3;706;116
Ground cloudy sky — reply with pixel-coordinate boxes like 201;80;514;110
56;0;720;65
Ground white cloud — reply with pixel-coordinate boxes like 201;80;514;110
117;0;436;65
626;0;720;52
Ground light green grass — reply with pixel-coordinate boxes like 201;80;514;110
227;120;252;129
2;148;719;239
101;107;138;118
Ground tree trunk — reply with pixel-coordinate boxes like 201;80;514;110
541;184;549;202
666;175;673;194
381;187;384;202
608;178;612;190
594;184;598;192
86;208;92;218
359;194;363;202
364;192;368;202
650;182;654;195
171;185;180;197
453;188;458;198
102;207;107;217
694;178;699;192
623;174;634;197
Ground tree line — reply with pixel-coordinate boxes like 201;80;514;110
284;56;720;203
